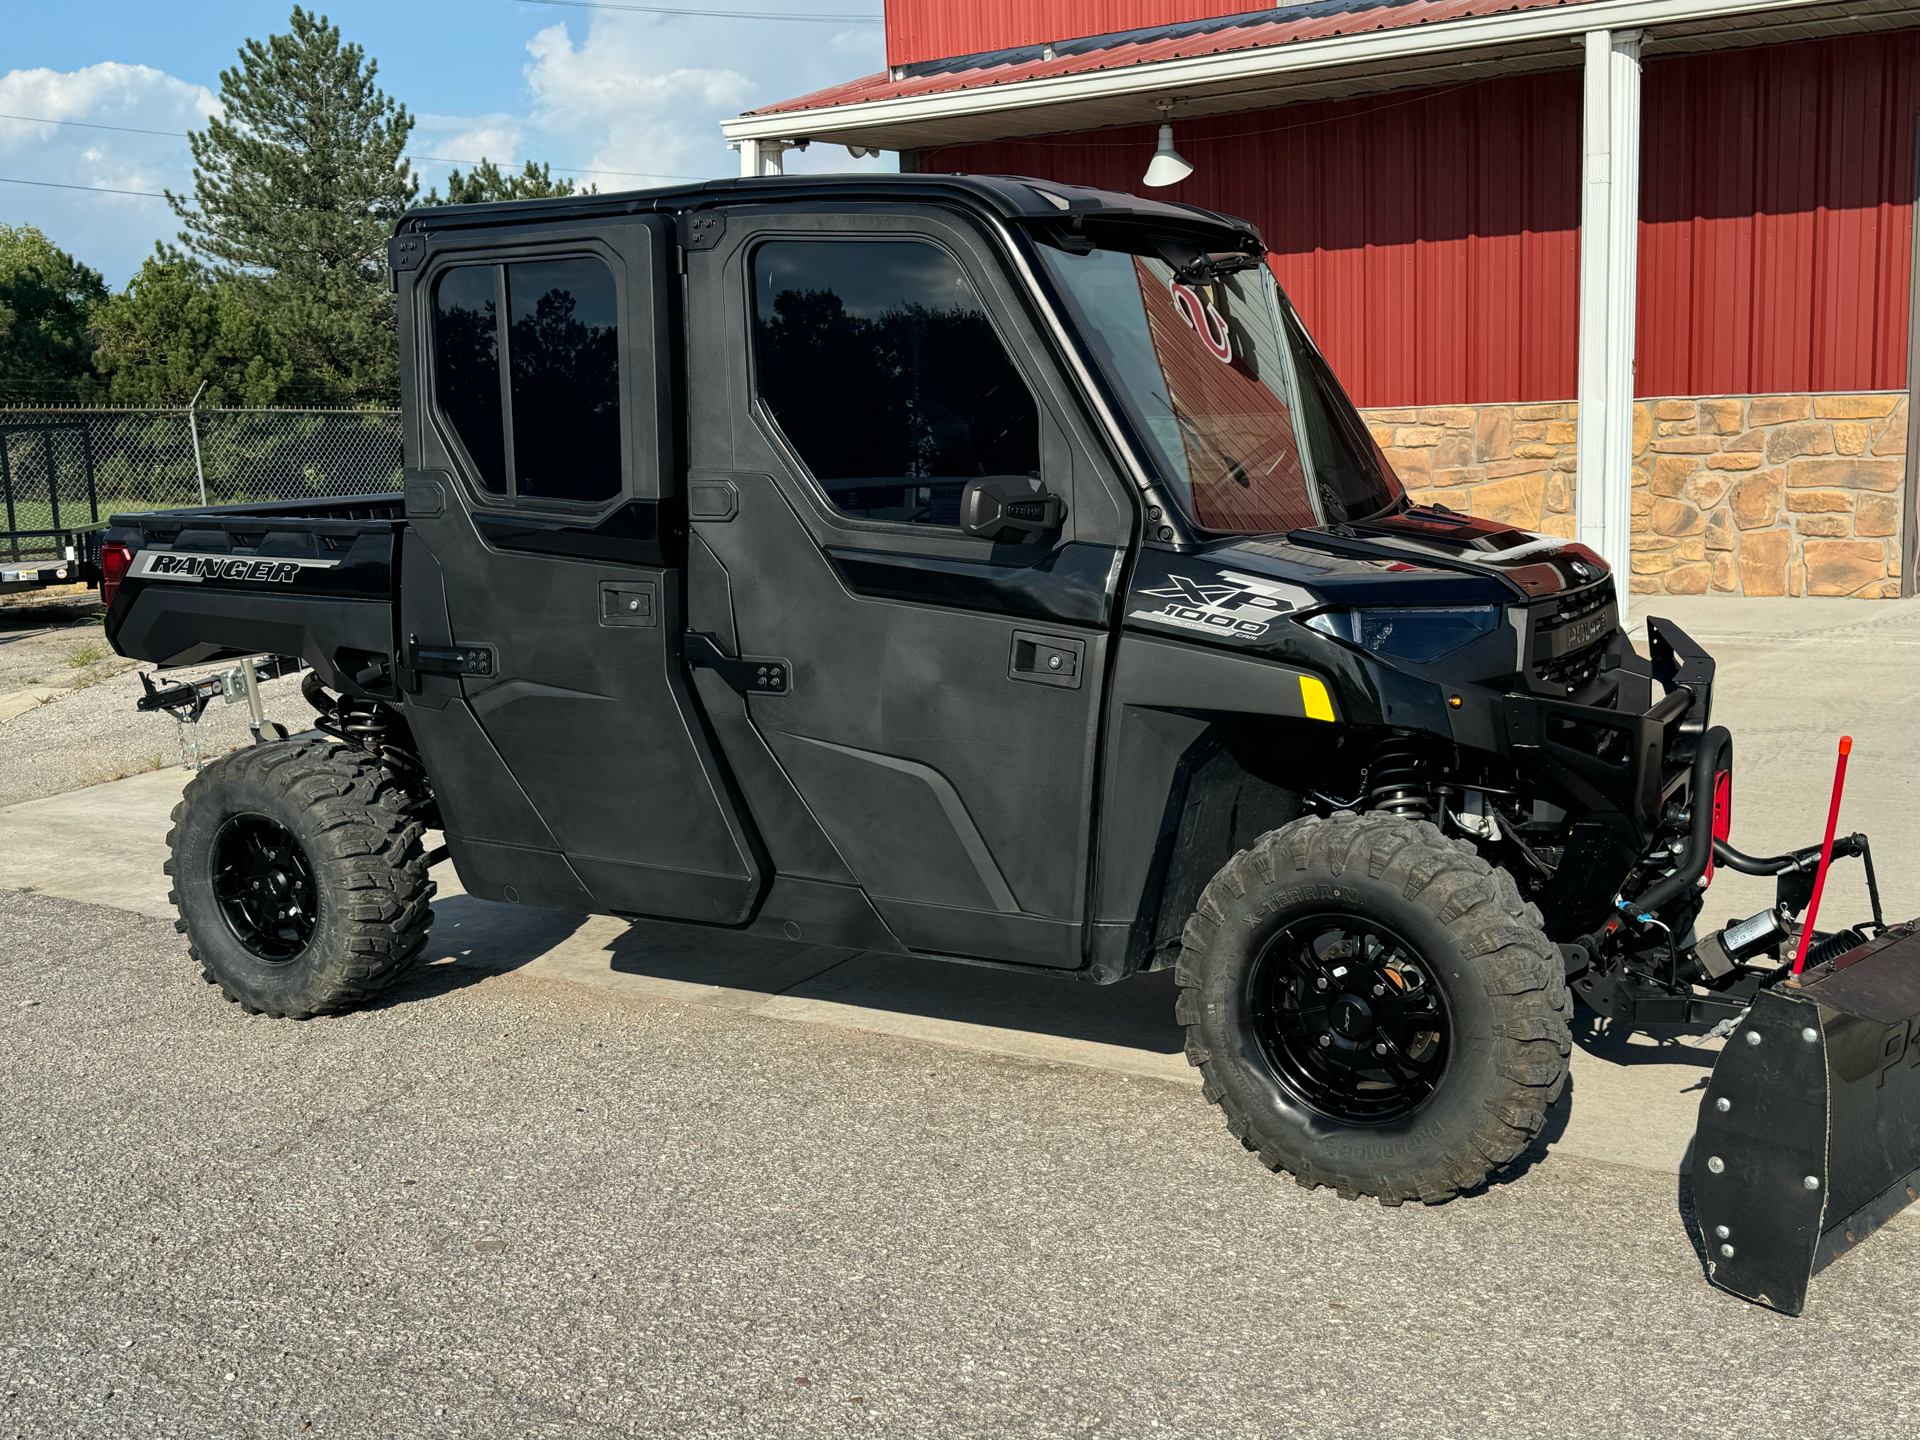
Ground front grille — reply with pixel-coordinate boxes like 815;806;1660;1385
1531;579;1617;690
1536;641;1608;689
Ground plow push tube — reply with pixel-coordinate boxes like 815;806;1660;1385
1690;921;1919;1315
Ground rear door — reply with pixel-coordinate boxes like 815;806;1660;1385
395;216;764;922
680;204;1137;966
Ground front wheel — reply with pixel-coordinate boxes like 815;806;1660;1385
1175;811;1570;1204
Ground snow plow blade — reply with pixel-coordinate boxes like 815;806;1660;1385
1691;920;1918;1315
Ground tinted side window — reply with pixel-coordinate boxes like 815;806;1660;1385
752;239;1040;526
508;259;621;503
433;266;506;493
428;255;623;505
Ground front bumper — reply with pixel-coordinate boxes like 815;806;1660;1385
1503;615;1715;832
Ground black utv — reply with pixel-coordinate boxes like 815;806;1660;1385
100;176;1913;1249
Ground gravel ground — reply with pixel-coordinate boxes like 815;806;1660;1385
0;588;306;809
1;886;1915;1441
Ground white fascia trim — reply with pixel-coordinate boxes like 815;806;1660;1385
721;0;1834;141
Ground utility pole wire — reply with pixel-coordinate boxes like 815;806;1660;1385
0;174;169;198
0;114;710;182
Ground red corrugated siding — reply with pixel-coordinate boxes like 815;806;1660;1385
885;1;1253;69
921;72;1584;407
1637;32;1916;397
920;33;1915;405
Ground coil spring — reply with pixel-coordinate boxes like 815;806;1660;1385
1366;738;1434;818
303;672;423;787
336;697;391;746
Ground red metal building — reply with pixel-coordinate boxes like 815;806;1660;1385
728;1;1919;598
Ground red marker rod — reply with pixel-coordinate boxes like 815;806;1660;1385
1791;735;1853;976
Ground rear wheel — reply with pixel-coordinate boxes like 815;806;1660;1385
166;739;434;1018
1175;810;1570;1204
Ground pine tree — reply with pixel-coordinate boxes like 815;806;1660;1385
424;159;590;207
168;7;415;404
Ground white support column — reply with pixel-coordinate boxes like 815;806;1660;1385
1574;28;1643;616
735;138;791;177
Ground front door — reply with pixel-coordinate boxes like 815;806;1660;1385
398;215;763;923
681;206;1135;966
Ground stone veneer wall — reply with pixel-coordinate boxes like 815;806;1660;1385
1359;393;1910;598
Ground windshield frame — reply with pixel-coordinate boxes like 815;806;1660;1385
1022;225;1405;538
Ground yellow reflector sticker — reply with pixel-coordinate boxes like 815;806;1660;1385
1299;675;1336;722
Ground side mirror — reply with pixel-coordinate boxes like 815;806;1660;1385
959;475;1065;545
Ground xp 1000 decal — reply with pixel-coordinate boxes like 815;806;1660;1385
1127;567;1310;641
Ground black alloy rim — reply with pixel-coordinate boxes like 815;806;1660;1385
1248;914;1450;1124
211;814;318;961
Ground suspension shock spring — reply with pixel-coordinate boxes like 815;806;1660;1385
337;697;392;747
303;672;426;791
1366;737;1434;818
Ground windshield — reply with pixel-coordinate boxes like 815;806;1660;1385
1036;242;1402;533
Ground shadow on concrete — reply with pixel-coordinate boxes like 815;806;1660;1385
379;895;596;1006
380;891;1188;1056
1572;1010;1720;1069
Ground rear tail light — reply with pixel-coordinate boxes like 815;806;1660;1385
100;543;132;607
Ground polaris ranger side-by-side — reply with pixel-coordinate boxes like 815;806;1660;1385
101;176;1915;1312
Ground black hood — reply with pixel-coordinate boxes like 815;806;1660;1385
1287;506;1609;599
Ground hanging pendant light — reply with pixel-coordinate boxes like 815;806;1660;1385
1143;101;1193;187
1143;125;1193;187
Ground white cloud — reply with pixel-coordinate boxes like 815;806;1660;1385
517;15;890;187
0;63;216;283
0;20;892;284
411;111;528;192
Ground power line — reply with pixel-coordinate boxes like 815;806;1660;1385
409;154;708;181
0;113;713;182
0;111;185;139
0;174;167;198
502;1;880;21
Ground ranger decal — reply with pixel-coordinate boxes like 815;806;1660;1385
131;550;340;584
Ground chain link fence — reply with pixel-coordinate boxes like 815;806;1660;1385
1;406;404;561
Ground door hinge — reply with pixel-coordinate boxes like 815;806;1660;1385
684;632;789;696
408;636;495;678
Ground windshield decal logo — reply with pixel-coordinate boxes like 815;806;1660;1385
1131;569;1301;640
1170;282;1234;364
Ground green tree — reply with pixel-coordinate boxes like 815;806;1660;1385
169;7;415;404
91;248;293;407
423;158;589;206
0;224;108;402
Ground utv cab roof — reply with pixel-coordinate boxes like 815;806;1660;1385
393;172;1266;256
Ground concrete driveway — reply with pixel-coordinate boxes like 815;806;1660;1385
0;595;1915;1437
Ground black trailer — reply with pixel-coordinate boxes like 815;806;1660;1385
95;175;1915;1309
1;413;104;595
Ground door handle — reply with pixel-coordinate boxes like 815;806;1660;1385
1009;630;1083;689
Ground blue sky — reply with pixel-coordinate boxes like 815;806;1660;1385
0;0;891;284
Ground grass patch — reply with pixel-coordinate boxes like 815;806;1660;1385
66;641;107;668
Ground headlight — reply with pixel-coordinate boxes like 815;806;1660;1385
1303;605;1502;664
